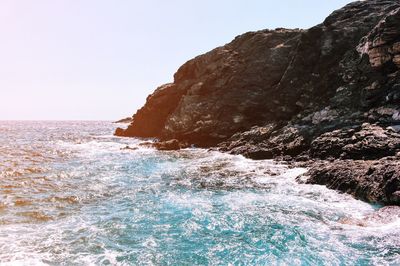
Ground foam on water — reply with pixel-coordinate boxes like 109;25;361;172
0;121;399;265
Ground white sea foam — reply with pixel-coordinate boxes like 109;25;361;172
1;121;399;265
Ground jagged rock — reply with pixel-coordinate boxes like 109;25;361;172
310;123;400;159
302;159;400;205
358;7;400;69
219;124;309;159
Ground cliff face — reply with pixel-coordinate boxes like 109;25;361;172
117;0;400;205
117;28;302;146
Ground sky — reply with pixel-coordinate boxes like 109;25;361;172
0;0;354;120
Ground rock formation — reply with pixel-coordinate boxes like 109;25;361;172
117;0;400;205
116;28;303;146
302;158;400;205
114;117;133;123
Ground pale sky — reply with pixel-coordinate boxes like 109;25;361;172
0;0;354;120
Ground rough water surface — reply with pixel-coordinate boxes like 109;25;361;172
0;121;399;265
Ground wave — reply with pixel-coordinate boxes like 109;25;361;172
0;121;399;264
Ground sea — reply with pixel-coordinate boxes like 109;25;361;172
0;121;399;265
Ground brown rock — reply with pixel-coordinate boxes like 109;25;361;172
303;159;400;205
310;123;400;159
153;139;188;151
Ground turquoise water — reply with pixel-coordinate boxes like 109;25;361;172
0;121;399;265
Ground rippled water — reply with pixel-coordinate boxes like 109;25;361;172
0;121;399;265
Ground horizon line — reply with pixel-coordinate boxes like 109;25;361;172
0;119;115;122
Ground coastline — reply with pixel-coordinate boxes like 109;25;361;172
116;0;400;206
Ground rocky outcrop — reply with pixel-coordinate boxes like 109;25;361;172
114;117;133;123
115;83;185;138
152;139;189;151
118;28;302;146
136;139;189;150
218;124;309;160
310;123;400;159
117;1;400;205
302;159;400;205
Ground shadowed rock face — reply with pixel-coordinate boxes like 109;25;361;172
117;1;400;205
117;28;302;146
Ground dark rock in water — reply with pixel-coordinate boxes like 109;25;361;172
114;117;133;123
134;139;189;150
303;159;400;205
114;127;126;137
117;0;400;205
153;139;189;151
120;145;138;151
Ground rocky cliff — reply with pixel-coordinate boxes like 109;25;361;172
117;0;400;205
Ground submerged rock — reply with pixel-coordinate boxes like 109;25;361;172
363;205;400;224
338;206;400;226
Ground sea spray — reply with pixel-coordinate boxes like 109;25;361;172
0;121;399;265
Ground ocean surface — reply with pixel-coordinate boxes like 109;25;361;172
0;121;399;265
